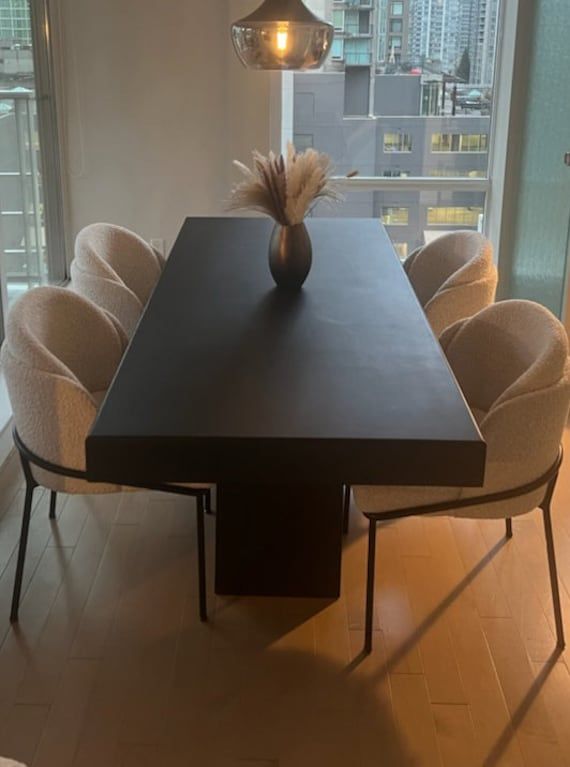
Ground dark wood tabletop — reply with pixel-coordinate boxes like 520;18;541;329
86;216;485;488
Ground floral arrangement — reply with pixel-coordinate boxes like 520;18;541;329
228;143;343;226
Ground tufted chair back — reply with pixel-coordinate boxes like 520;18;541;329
0;287;126;492
404;231;497;336
440;299;570;518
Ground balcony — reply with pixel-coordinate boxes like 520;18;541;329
0;88;46;310
334;0;374;8
344;22;373;37
345;51;373;65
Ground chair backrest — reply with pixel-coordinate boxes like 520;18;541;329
440;300;570;516
70;257;143;338
404;231;497;336
0;287;126;472
75;223;162;306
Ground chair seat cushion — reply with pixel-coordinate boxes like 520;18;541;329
353;483;462;515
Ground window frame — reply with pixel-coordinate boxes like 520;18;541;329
0;0;67;342
271;0;517;264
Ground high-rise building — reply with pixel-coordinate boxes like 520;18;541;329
0;0;31;45
409;0;472;73
408;0;499;82
470;0;500;83
377;0;411;66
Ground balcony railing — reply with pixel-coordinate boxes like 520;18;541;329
0;88;45;309
344;23;373;37
345;51;373;65
334;0;374;7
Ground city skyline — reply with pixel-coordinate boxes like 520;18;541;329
314;0;500;83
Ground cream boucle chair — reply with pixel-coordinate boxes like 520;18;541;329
70;223;164;337
342;231;498;530
355;300;570;654
1;287;209;623
403;231;498;337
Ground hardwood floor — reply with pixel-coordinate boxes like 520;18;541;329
1;434;570;766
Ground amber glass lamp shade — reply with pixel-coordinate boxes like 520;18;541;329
231;0;334;71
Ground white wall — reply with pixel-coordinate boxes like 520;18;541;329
57;0;273;256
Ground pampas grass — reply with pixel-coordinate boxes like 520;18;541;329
228;143;342;226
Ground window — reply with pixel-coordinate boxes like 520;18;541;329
431;133;489;152
381;207;409;225
427;207;484;226
291;0;502;257
293;133;313;151
344;39;371;66
331;38;344;60
0;0;66;336
332;10;344;31
384;132;412;153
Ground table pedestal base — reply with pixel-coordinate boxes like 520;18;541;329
215;483;343;599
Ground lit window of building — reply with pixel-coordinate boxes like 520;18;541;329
427;207;484;226
384;132;412;152
431;133;489;153
381;207;409;226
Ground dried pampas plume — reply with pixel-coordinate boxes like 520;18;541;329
227;143;343;226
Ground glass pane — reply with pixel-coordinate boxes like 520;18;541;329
309;188;486;257
0;0;50;310
507;0;570;317
296;0;501;251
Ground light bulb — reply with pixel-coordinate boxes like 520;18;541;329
276;28;289;53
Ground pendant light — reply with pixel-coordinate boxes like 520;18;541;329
231;0;334;71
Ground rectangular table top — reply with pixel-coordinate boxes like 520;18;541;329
87;217;485;487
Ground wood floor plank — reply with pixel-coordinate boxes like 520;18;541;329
401;554;466;704
477;517;559;662
451;517;512;619
16;496;120;705
432;704;481;767
374;522;424;675
482;616;565;767
390;673;442;767
348;629;417;767
0;542;74;734
425;517;526;767
32;659;98;767
0;704;50;766
532;661;570;765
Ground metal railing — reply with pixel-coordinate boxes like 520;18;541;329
0;88;45;309
344;51;373;65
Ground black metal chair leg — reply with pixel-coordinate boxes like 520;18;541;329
542;502;565;649
49;491;57;520
343;485;351;535
196;494;207;622
10;482;35;622
364;518;377;654
205;488;213;515
505;518;513;538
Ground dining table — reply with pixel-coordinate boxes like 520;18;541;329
86;216;486;599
